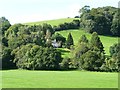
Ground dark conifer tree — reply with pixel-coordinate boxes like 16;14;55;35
66;33;74;49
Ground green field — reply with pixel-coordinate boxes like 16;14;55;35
1;70;118;88
25;18;79;26
57;29;118;56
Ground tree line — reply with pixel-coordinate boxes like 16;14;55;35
0;5;120;72
62;33;120;72
79;6;120;36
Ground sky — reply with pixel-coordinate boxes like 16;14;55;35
0;0;119;24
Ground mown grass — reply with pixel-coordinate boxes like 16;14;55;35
1;70;118;88
25;18;79;26
57;29;118;56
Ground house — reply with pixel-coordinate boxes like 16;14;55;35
52;39;62;48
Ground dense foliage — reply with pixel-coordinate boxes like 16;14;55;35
73;32;105;71
0;17;11;35
12;44;62;70
1;46;16;69
80;6;120;36
53;20;80;31
100;43;120;72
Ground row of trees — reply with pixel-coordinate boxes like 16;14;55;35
53;20;80;31
60;32;120;72
80;6;120;36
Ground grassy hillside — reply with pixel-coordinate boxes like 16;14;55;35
1;70;118;88
25;18;79;26
57;29;118;56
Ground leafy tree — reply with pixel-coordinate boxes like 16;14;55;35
42;23;54;35
1;46;16;69
109;43;120;56
60;57;71;70
66;33;74;49
5;23;23;39
79;5;90;14
109;43;120;72
79;6;119;36
5;24;47;49
101;43;120;72
0;17;11;35
2;37;8;46
111;11;120;36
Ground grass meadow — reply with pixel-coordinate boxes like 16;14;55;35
25;18;79;26
1;70;118;88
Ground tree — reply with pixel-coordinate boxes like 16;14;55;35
79;50;104;71
74;43;89;59
66;33;74;49
5;23;23;39
0;17;11;35
42;23;54;35
12;44;62;70
79;5;90;15
101;43;120;72
78;35;88;44
80;6;119;36
109;43;120;56
111;11;120;36
5;24;47;49
2;37;8;46
90;32;104;53
1;46;16;69
60;57;71;70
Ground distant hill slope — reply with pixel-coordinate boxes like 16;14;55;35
24;18;79;26
57;29;118;55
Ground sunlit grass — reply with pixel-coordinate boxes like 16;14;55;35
1;70;118;88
